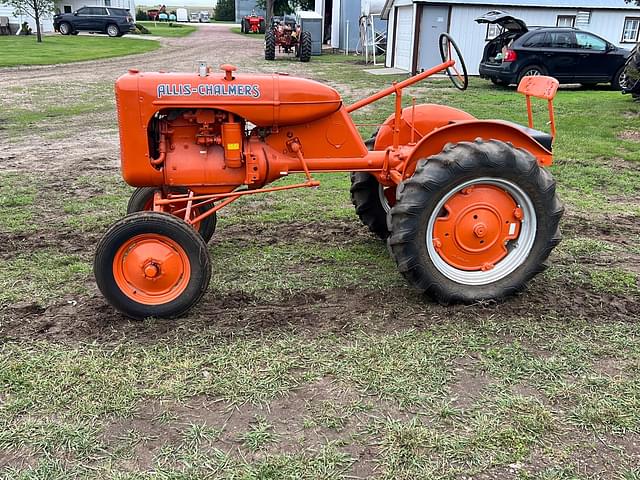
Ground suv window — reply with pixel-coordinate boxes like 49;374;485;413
108;8;128;16
76;7;89;14
548;31;576;49
575;32;607;51
522;32;547;48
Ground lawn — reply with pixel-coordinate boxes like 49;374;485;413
0;35;160;67
0;50;639;478
136;21;196;37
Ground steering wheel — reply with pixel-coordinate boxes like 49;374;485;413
438;33;468;91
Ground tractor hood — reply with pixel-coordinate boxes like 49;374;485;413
475;10;528;33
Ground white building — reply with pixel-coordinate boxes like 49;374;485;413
381;0;640;74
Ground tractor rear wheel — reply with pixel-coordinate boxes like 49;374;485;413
94;212;211;319
259;19;266;34
387;139;563;303
350;133;395;240
127;187;217;243
350;173;395;240
299;30;312;62
240;18;245;33
265;30;276;60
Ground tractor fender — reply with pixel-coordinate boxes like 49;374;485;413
402;119;553;180
374;104;476;150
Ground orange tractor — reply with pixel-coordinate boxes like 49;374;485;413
94;34;563;319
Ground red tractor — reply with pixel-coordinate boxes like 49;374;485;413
265;15;312;62
94;35;563;319
241;11;265;34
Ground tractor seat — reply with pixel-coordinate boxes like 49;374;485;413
501;121;553;151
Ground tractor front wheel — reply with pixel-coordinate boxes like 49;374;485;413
127;187;217;243
299;30;312;62
265;30;276;60
387;139;563;303
94;212;211;319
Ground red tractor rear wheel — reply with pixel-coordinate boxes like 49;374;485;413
387;139;563;303
127;187;217;243
94;212;211;319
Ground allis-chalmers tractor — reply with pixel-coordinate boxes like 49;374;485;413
240;11;265;34
94;34;563;319
265;15;312;62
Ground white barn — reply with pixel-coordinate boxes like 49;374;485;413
381;0;640;74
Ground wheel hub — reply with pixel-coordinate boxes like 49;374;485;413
114;234;190;305
433;185;522;271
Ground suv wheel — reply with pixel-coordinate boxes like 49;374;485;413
59;22;72;35
517;65;546;84
106;24;119;37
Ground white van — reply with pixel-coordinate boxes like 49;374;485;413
176;8;188;22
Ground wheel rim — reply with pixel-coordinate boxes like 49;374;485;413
523;68;541;77
60;23;69;34
108;26;117;36
426;178;537;285
378;184;396;214
113;233;191;305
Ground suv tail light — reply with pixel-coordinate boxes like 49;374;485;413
504;49;517;62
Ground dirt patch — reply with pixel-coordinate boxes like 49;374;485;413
617;130;640;142
450;357;492;409
101;378;383;475
0;230;97;260
216;218;374;247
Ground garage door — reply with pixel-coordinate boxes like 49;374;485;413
394;6;413;71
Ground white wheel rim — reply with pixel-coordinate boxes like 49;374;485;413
61;24;69;34
426;177;537;286
378;184;392;214
108;26;117;36
524;69;541;77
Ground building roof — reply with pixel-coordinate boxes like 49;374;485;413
381;0;640;19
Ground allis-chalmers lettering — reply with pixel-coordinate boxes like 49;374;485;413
156;83;261;98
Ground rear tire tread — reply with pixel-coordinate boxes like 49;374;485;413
387;139;564;304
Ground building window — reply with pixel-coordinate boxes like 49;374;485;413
486;23;502;40
576;10;591;25
104;0;111;5
556;15;575;28
622;17;640;43
63;4;72;12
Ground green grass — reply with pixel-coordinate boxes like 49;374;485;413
0;35;160;67
137;21;196;37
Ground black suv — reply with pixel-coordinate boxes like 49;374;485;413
476;11;630;88
54;6;134;37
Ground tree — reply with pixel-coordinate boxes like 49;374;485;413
257;0;314;25
214;0;235;21
1;0;53;42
